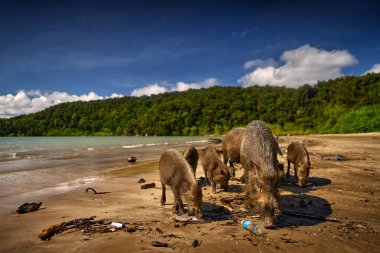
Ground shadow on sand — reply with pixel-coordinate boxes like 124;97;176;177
277;193;333;228
226;183;243;193
283;176;331;194
202;201;232;221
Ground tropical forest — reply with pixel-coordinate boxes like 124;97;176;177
0;73;379;136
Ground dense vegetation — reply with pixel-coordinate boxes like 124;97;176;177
1;73;379;136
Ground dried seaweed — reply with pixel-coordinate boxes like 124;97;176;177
39;216;111;240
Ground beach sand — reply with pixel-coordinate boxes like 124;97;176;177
0;134;379;252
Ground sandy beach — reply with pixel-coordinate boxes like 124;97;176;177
0;133;379;253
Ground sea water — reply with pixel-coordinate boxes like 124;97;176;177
0;136;210;206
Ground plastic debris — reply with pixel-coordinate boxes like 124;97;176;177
331;156;345;161
111;222;126;228
241;220;264;236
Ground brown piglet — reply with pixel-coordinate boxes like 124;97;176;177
201;146;231;194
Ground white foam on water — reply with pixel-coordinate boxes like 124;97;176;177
185;140;209;144
123;144;144;149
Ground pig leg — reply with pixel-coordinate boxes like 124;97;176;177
211;179;216;194
210;172;217;194
222;151;228;165
229;161;235;179
161;182;166;206
172;189;185;215
173;199;179;212
286;160;291;178
204;169;211;185
241;166;248;183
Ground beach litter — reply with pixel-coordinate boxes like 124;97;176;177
39;216;111;240
141;182;156;189
17;202;42;214
138;178;146;183
128;156;137;162
174;214;204;223
331;156;346;161
151;241;168;247
241;220;264;236
111;222;126;228
85;187;111;195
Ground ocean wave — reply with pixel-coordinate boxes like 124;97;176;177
123;144;144;149
185;140;209;144
146;143;160;146
0;152;17;158
56;176;101;187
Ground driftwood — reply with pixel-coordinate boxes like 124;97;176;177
85;187;98;194
85;188;110;195
151;241;168;247
39;222;66;240
39;216;110;240
281;210;341;223
17;202;42;214
141;183;156;189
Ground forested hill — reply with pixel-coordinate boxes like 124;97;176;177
1;73;379;136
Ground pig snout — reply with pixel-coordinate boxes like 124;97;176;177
298;178;307;187
264;216;275;229
189;208;203;218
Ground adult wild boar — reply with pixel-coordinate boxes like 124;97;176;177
183;146;199;176
286;142;311;187
240;120;279;228
159;149;203;217
201;146;231;194
222;128;246;179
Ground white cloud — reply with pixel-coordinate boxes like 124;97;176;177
130;78;218;97
239;45;358;88
173;78;218;92
0;90;124;118
244;59;276;69
130;84;168;97
364;64;380;74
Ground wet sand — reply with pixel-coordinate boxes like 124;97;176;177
0;133;379;252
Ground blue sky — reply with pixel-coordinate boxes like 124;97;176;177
0;0;379;117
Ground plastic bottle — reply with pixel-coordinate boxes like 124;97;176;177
241;220;263;236
111;222;126;228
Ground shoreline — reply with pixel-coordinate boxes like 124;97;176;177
0;140;212;213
